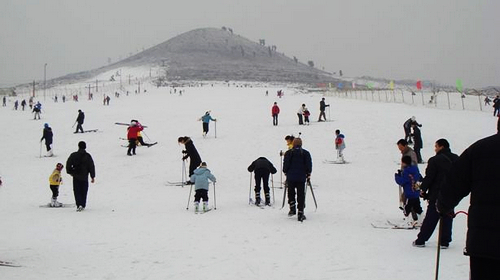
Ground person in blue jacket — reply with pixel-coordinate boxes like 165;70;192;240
395;155;423;224
190;162;216;213
199;111;216;137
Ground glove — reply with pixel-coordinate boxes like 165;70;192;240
182;155;188;160
279;150;283;156
397;169;402;175
182;150;187;154
306;173;311;179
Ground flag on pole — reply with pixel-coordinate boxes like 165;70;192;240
416;80;422;90
338;82;344;89
456;79;463;92
352;81;356;89
367;82;373;90
389;81;394;90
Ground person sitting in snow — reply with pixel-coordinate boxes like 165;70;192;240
394;156;423;227
190;162;216;213
48;163;64;207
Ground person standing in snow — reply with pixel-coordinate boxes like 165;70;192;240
413;139;458;248
493;96;500;116
397;139;418;166
271;102;280;126
394;156;423;227
199;111;216;137
190;162;216;213
318;97;330;122
74;109;85;133
66;141;95;212
248;157;278;206
283;138;312;222
335;129;346;163
2;96;6;107
297;104;305;125
411;122;423;163
33;102;42;119
48;163;64;207
126;120;144;156
403;116;421;144
21;99;26;110
40;123;53;157
178;136;202;184
303;106;311;125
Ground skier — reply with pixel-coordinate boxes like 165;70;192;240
199;111;216;137
21;99;26;110
297;104;305;125
493;96;500;116
283;138;312;222
66;141;96;212
394;156;423;227
484;96;491;106
334;129;346;163
28;97;33;109
2;96;5;107
190;162;216;213
32;102;42;119
411;122;423;163
48;163;64;207
178;136;202;184
271;102;280;126
126;120;143;156
318;98;330;122
413;139;458;248
248;157;278;206
303;107;311;125
40;123;53;157
74;109;85;133
403;116;421;144
14;100;18;110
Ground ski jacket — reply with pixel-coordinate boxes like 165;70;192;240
437;134;500;260
401;147;418;167
297;107;304;114
76;111;85;124
283;147;312;182
272;105;280;115
201;114;215;123
33;103;41;112
41;127;53;144
412;126;423;149
303;109;310;117
335;134;345;150
320;100;329;111
66;149;95;181
182;138;202;165
49;169;62;186
190;167;216;191
127;124;143;139
395;165;422;199
419;147;458;202
248;157;278;174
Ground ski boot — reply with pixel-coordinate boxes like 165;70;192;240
203;201;209;212
297;211;306;222
264;193;271;206
46;149;53;157
254;191;261;206
194;202;200;213
288;204;296;216
50;197;62;207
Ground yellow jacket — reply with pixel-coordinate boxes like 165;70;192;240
49;169;62;186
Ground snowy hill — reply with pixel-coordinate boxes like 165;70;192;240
0;81;494;279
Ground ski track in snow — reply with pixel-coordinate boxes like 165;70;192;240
0;79;491;279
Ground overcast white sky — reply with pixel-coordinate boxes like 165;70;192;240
1;0;499;88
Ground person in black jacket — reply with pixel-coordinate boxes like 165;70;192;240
318;98;330;122
66;141;96;211
283;138;312;221
413;139;458;248
437;133;500;279
248;157;277;206
403;116;421;144
411;122;423;163
74;109;85;133
40;123;53;157
178;136;202;184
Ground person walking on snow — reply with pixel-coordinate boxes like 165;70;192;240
318;98;330;121
283;138;312;222
178;136;202;184
248;157;278;206
126;120;143;156
48;163;64;207
74;109;85;133
66;141;95;212
271;102;280;126
394;156;423;227
190;162;216;213
199;111;216;137
40;123;53;157
335;129;346;163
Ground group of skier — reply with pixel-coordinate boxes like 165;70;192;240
271;97;330;126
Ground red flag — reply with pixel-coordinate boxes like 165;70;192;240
416;80;422;90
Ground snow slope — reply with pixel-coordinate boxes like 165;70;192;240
0;81;493;279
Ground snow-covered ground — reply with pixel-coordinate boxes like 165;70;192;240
0;80;494;279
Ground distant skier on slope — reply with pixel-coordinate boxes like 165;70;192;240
178;136;202;184
318;98;330;122
199;111;216;137
334;129;346;163
40;123;53;157
248;157;277;206
126;120;144;156
48;163;64;207
74;110;85;133
394;155;423;227
271;102;280;126
403;116;421;144
33;102;42;120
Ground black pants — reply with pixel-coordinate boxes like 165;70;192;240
203;122;209;134
470;256;500;280
73;178;89;208
404;197;423;219
414;147;422;163
404;128;411;142
416;200;453;246
287;180;305;212
194;189;209;202
75;123;84;133
50;185;59;198
318;111;326;121
45;142;52;152
254;170;270;196
297;113;303;125
127;138;137;155
272;114;278;126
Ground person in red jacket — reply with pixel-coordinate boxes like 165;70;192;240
271;102;280;126
127;120;143;156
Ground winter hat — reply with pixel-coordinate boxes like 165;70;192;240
44;123;49;128
131;121;137;126
56;163;64;171
200;162;207;167
78;141;86;150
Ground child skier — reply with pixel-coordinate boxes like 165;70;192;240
335;129;346;163
303;107;311;125
190;162;216;213
199;111;216;137
49;163;64;207
394;155;423;227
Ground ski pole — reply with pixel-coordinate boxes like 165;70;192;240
281;182;287;209
181;159;186;188
280;150;283;189
214;120;217;138
307;178;318;211
435;217;443;280
39;141;42;158
142;130;152;142
213;182;217;210
271;174;275;205
249;172;253;204
328;106;331;121
186;182;193;210
72;121;77;128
